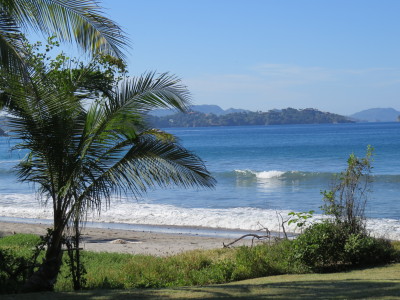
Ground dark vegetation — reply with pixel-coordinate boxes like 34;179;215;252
146;107;353;128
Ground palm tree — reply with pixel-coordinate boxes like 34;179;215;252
0;0;127;72
3;53;215;292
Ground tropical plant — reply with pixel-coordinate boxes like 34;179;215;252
287;210;314;233
0;0;127;74
291;221;349;271
2;41;215;292
321;146;373;234
291;147;397;271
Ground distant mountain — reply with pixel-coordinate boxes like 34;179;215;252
150;104;248;117
147;107;353;128
188;105;225;115
350;108;400;122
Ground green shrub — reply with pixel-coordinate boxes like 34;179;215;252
0;248;32;294
291;222;348;271
0;234;44;294
230;246;269;281
291;221;398;271
344;234;396;265
230;241;298;279
291;147;400;271
321;147;373;235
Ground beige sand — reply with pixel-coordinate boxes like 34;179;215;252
0;221;266;256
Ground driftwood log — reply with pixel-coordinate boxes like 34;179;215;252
223;233;270;248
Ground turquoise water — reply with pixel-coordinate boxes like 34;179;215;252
0;122;400;237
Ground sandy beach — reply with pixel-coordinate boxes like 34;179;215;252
0;221;267;256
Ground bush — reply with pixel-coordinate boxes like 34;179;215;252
344;234;396;265
291;221;397;271
291;222;348;271
321;146;373;235
291;147;399;271
0;234;44;294
230;246;274;281
0;248;33;294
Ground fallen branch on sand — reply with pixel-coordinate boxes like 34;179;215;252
223;233;270;248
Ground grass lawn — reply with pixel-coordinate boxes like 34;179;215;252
4;263;400;299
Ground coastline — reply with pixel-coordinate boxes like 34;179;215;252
0;220;267;256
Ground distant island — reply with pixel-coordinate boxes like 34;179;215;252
2;106;398;134
349;108;400;122
147;107;353;128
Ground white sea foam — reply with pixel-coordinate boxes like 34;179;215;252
1;193;400;240
256;170;285;179
235;169;285;179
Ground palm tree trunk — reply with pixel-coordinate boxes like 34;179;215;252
23;223;65;292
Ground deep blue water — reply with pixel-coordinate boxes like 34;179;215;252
1;122;400;221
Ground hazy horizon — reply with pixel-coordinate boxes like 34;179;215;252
153;103;400;116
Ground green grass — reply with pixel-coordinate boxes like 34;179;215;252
1;234;300;292
0;233;41;256
0;234;41;248
1;233;400;298
53;239;304;291
0;235;301;293
2;263;400;299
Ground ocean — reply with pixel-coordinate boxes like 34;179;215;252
1;122;400;239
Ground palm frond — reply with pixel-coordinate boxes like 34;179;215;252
75;73;190;162
1;0;128;58
116;72;192;114
78;133;215;211
0;8;26;73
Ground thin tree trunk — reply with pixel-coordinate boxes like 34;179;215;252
23;224;65;292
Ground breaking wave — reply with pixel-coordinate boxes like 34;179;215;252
0;193;399;240
224;169;400;183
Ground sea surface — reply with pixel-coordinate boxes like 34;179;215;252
1;122;400;239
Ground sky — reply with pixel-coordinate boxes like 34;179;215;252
96;1;399;115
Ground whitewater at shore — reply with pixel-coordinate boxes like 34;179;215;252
1;194;400;241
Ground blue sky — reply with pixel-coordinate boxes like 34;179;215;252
99;0;400;115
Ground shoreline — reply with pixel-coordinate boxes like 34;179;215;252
0;220;268;256
0;216;281;239
1;213;400;243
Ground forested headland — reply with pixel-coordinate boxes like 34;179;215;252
147;107;354;128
